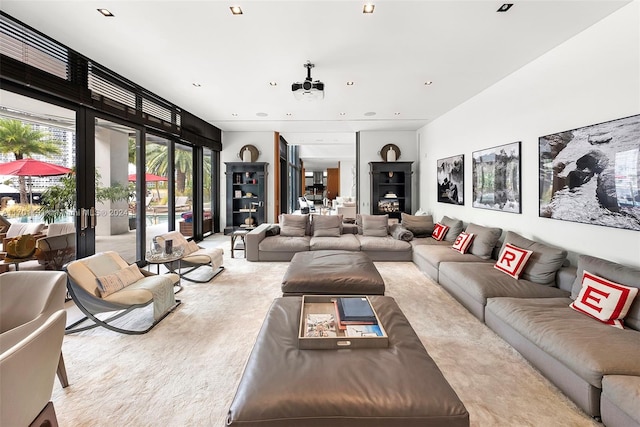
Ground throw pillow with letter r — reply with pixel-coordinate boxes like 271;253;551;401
494;243;533;279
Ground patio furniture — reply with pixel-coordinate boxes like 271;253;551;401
65;251;180;335
150;196;191;214
155;231;224;283
0;271;68;427
35;222;76;270
0;222;46;251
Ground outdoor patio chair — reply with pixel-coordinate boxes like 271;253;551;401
0;222;46;251
35;223;76;271
0;215;11;234
64;251;180;335
155;231;224;283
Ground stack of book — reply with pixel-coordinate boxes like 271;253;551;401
334;297;384;337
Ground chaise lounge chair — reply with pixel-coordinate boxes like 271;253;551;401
155;231;224;283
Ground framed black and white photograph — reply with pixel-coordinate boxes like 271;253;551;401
539;114;640;231
437;154;464;205
472;141;521;213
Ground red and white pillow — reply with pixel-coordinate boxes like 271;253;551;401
451;232;474;254
494;243;533;279
432;223;449;241
570;271;638;329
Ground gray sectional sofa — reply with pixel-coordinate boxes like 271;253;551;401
245;212;640;426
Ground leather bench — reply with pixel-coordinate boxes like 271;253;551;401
281;250;385;296
226;296;469;427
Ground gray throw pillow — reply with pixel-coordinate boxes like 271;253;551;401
500;231;567;285
401;213;434;237
440;216;463;242
571;255;640;330
312;215;342;237
362;214;389;237
465;223;502;260
279;214;308;237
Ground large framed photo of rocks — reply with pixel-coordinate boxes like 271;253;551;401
472;141;521;213
437;154;464;205
539;114;640;231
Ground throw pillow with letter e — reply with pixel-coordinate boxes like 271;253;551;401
570;271;638;329
494;243;533;279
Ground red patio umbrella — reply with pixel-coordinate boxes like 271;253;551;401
0;158;72;218
128;172;168;200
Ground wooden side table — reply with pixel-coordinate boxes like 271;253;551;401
231;230;249;258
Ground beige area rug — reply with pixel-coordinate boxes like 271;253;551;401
53;244;599;427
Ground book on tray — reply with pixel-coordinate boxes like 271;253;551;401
345;324;384;337
304;313;337;338
336;297;377;325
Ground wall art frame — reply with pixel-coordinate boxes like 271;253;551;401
472;141;522;213
539;114;640;231
436;154;464;205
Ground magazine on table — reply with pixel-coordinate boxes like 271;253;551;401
345;324;384;337
305;313;337;337
336;297;377;324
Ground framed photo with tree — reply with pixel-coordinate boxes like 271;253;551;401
472;141;521;213
437;154;464;205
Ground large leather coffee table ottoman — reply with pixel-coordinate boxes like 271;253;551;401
281;250;385;296
226;296;469;427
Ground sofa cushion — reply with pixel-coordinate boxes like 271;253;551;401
451;232;474;254
279;214;309;237
465;223;501;259
494;243;534;279
362;214;388;237
570;271;639;329
311;215;342;237
356;235;411;252
310;234;360;251
440;216;463;242
440;262;569;306
500;231;567;286
571;255;640;331
401;213;434;237
413;245;491;271
432;223;449;241
258;236;310;253
602;375;640;425
485;297;640;388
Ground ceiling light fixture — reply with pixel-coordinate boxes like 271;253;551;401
97;8;114;17
424;81;433;86
497;4;513;12
269;81;277;86
231;113;238;117
192;83;201;87
339;112;346;116
292;61;325;101
394;112;401;116
286;113;292;116
346;81;354;86
230;6;243;15
363;3;375;14
364;112;376;117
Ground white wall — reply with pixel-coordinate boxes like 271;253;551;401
221;131;275;226
340;159;356;198
359;130;418;214
417;2;640;267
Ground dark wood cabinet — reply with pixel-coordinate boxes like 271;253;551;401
225;162;268;234
370;161;413;219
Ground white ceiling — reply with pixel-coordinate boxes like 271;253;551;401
1;0;631;171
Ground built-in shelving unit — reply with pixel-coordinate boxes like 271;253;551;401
370;161;413;220
225;162;268;234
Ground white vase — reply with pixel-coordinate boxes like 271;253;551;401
386;148;396;162
242;148;252;162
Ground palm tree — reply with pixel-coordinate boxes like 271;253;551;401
146;143;192;195
0;118;63;204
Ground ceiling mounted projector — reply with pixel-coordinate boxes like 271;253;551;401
292;61;324;100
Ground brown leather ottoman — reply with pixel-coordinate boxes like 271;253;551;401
281;250;385;296
226;296;469;427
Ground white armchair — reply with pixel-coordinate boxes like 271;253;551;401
0;271;68;426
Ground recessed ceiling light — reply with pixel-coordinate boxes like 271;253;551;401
339;112;346;116
231;113;238;117
230;6;243;15
346;81;354;86
256;112;268;117
192;83;201;87
97;8;114;17
364;112;376;117
269;81;277;86
424;81;433;86
497;3;513;12
363;3;375;14
394;112;401;116
286;113;292;116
